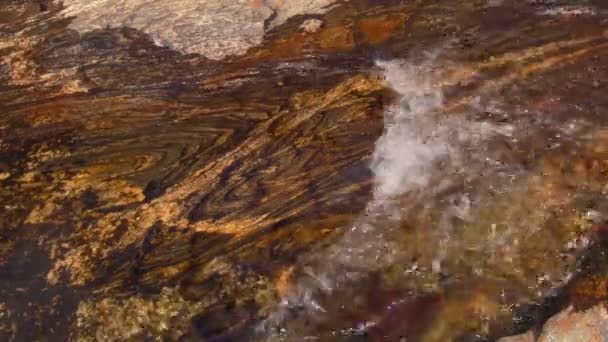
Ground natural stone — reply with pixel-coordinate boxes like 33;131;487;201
539;305;608;342
500;305;608;342
60;0;342;60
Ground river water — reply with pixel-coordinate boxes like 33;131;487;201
1;0;608;341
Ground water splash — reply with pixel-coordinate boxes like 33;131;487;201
537;6;598;17
370;60;447;206
259;56;517;338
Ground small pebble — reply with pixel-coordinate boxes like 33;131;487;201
300;19;323;34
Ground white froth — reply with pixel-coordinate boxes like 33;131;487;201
260;57;517;337
369;60;511;210
370;60;446;202
537;6;598;17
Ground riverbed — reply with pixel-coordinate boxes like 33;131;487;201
1;0;608;340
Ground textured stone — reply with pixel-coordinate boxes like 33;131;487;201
60;0;341;60
538;306;608;342
500;305;608;342
2;0;608;341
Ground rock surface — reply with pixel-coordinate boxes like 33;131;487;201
60;0;341;60
1;0;608;341
500;305;608;342
300;18;323;33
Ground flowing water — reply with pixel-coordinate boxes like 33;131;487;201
1;0;608;341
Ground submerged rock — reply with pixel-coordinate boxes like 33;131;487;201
499;331;535;342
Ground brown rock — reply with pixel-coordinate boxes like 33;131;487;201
356;13;409;45
568;275;608;310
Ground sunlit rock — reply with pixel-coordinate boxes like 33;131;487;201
500;305;608;342
60;0;342;60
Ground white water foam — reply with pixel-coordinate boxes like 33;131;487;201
537;6;598;17
260;56;514;337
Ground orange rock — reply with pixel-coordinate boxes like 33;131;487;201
241;12;410;65
356;13;409;45
316;25;356;50
275;266;295;298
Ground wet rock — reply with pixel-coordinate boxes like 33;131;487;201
359;288;441;341
80;189;99;210
459;29;478;48
356;13;408;45
76;287;205;341
568;275;608;310
3;0;608;340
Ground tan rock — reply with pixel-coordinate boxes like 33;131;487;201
60;0;343;60
538;305;608;342
500;305;608;342
498;331;535;342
